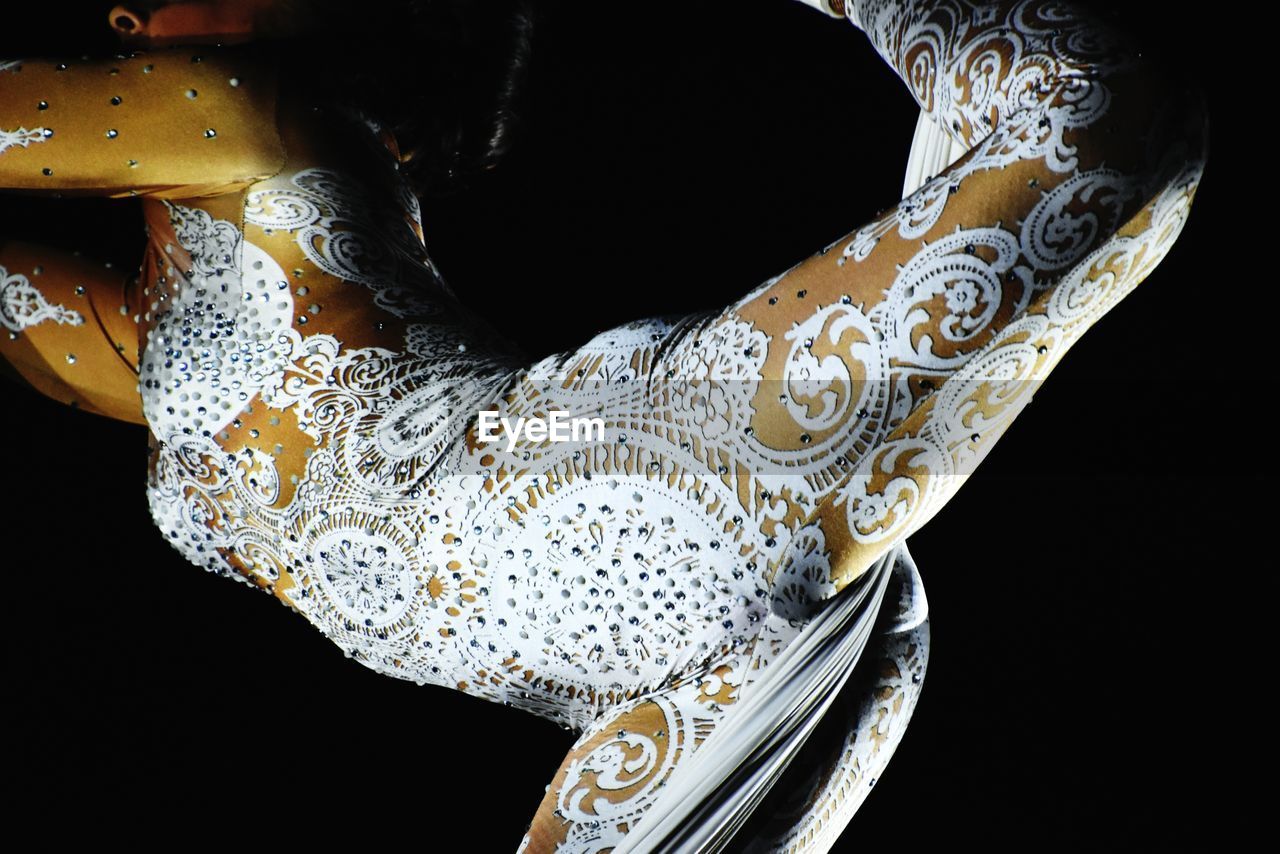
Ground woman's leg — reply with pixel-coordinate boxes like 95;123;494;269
519;549;929;853
738;554;929;853
519;653;746;853
649;0;1208;599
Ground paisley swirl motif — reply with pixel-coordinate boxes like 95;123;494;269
840;437;934;546
963;42;1008;112
1012;0;1134;77
229;446;282;507
242;191;322;231
902;21;946;109
0;124;46;156
374;380;482;461
1020;167;1136;271
233;533;287;583
842;101;1084;266
821;172;1199;571
874;226;1024;370
0;265;83;332
147;435;235;576
551;668;745;852
562;731;665;819
926;316;1048;473
246;165;447;320
781;305;859;434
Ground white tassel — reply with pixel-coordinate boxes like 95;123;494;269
902;108;969;198
614;549;900;853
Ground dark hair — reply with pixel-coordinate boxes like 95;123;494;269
92;0;537;198
311;0;538;198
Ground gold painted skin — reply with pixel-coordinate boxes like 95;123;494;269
0;1;1208;849
0;49;282;419
0;46;458;541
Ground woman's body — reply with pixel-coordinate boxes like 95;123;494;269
0;0;1207;849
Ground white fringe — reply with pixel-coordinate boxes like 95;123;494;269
902;108;968;198
613;549;899;853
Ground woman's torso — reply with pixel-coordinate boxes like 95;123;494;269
137;81;810;728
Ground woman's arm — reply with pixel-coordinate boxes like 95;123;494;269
0;240;144;423
0;47;283;197
671;0;1209;596
0;46;286;421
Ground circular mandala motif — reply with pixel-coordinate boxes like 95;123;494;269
468;466;768;693
309;526;418;629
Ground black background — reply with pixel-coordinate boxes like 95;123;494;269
1;1;1256;848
